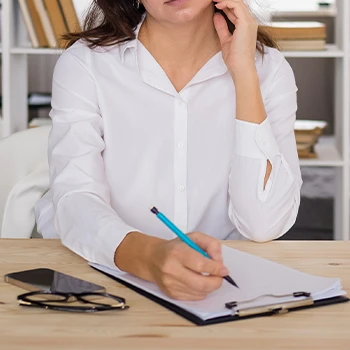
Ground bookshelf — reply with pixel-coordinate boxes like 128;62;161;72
0;0;350;240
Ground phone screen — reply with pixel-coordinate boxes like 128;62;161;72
5;268;105;294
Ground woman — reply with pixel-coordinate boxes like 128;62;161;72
35;0;302;301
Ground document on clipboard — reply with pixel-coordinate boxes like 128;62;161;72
90;245;349;325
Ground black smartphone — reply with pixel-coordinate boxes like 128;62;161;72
4;268;105;294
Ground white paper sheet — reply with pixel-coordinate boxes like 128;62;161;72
90;245;345;321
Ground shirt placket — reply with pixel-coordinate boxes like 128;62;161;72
173;91;188;233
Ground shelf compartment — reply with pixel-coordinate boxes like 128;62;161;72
299;136;344;167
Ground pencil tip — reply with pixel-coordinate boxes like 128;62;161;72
150;206;159;214
224;275;239;289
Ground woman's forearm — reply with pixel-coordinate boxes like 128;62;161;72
233;65;266;124
232;66;272;185
114;231;163;281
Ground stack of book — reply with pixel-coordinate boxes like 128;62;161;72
294;120;328;158
261;21;327;51
19;0;83;49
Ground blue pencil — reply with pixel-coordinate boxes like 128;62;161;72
150;206;239;289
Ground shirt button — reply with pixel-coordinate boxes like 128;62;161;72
176;99;186;105
178;185;185;192
178;142;184;148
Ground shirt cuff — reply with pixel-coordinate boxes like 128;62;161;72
91;223;140;272
234;118;281;160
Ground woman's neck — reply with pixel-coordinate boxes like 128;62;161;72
138;8;221;74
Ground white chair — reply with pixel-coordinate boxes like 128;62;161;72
0;126;50;238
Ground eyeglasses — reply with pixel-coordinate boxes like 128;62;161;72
17;290;129;313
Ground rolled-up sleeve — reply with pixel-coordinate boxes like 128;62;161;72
228;57;302;242
49;50;138;269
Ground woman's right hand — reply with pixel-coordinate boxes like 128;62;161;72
115;231;229;301
148;232;229;300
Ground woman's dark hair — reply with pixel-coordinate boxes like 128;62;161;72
64;0;277;54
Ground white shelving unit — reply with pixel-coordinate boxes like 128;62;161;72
1;0;350;240
10;47;64;55
283;44;344;58
271;0;337;17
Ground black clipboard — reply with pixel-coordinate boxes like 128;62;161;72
91;266;349;326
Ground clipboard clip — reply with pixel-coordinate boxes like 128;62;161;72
225;291;314;317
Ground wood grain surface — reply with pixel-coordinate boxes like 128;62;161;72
0;239;349;350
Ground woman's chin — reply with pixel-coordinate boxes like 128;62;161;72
164;9;201;24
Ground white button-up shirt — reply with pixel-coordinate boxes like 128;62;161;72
35;23;302;270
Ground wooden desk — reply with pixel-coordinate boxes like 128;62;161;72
0;240;349;350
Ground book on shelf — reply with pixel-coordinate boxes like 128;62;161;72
19;0;83;49
59;0;82;33
28;93;52;108
33;0;58;48
294;120;328;159
276;39;325;52
18;0;40;48
261;22;327;51
43;0;69;49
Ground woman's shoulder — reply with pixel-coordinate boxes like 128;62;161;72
256;45;296;88
259;45;284;61
59;39;124;66
257;45;291;73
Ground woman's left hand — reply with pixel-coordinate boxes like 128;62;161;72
213;0;258;77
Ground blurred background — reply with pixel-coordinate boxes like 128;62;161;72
0;0;349;241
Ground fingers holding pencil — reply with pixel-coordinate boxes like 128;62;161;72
150;206;239;289
149;232;228;300
186;231;224;264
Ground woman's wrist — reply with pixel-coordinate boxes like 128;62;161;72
230;64;258;86
114;231;164;281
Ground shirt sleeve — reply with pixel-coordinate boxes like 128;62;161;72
228;56;302;242
48;49;138;270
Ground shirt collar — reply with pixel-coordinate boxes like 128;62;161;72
119;15;229;97
119;15;145;63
